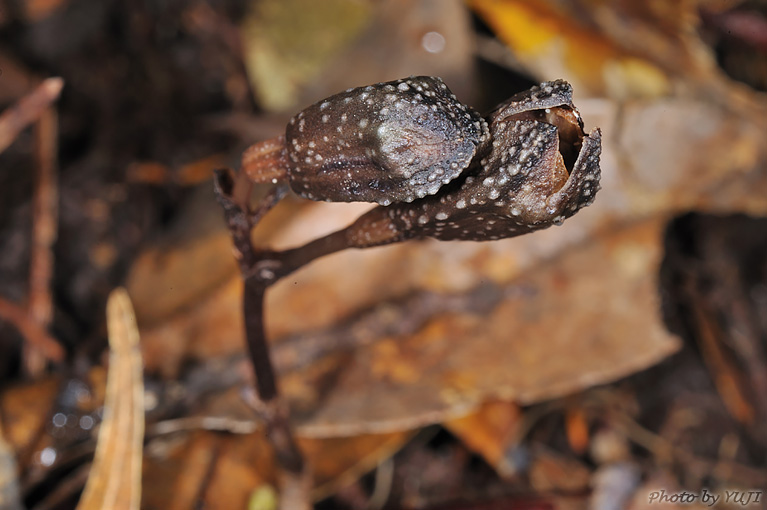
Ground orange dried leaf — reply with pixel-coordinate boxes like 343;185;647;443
0;376;60;453
468;0;670;98
565;406;590;455
141;429;412;509
292;218;678;437
127;154;227;186
0;423;23;510
443;400;521;475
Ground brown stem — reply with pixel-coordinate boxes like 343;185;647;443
241;135;289;184
25;106;60;375
250;183;289;225
213;169;307;499
213;168;413;508
213;169;257;269
257;206;407;285
213;170;281;397
265;229;352;282
0;296;64;362
242;282;277;400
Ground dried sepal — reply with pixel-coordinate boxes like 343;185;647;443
284;76;488;205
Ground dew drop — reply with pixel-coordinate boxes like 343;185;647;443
422;31;446;53
39;447;57;467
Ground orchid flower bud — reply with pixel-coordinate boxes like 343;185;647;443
242;78;601;248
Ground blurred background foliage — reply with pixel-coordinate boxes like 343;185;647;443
1;1;767;509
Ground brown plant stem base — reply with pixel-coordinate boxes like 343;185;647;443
213;169;309;508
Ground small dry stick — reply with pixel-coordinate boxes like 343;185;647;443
0;297;64;363
0;78;64;374
25;106;60;375
0;78;63;154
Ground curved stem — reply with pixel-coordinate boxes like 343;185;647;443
213;169;306;492
214;169;409;508
262;206;407;284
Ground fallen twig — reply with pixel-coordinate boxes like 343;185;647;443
0;77;64;375
0;78;63;155
0;295;64;362
588;391;767;487
25;106;60;375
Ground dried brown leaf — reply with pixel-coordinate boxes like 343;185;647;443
290;218;678;436
0;365;412;509
123;7;767;469
0;376;60;453
141;429;412;509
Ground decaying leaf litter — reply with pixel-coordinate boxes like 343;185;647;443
1;0;767;509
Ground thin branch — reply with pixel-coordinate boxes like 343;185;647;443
0;297;64;362
0;78;63;155
25;106;60;375
213;169;282;400
0;79;65;373
242;206;405;285
249;183;289;225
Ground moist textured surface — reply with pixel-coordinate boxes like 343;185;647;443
285;76;488;205
338;79;602;244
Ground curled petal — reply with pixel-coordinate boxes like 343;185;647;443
490;79;579;120
546;128;602;221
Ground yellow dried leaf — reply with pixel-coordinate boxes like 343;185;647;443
468;0;670;98
77;289;144;510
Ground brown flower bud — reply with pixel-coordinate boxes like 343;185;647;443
284;76;488;205
344;80;602;245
